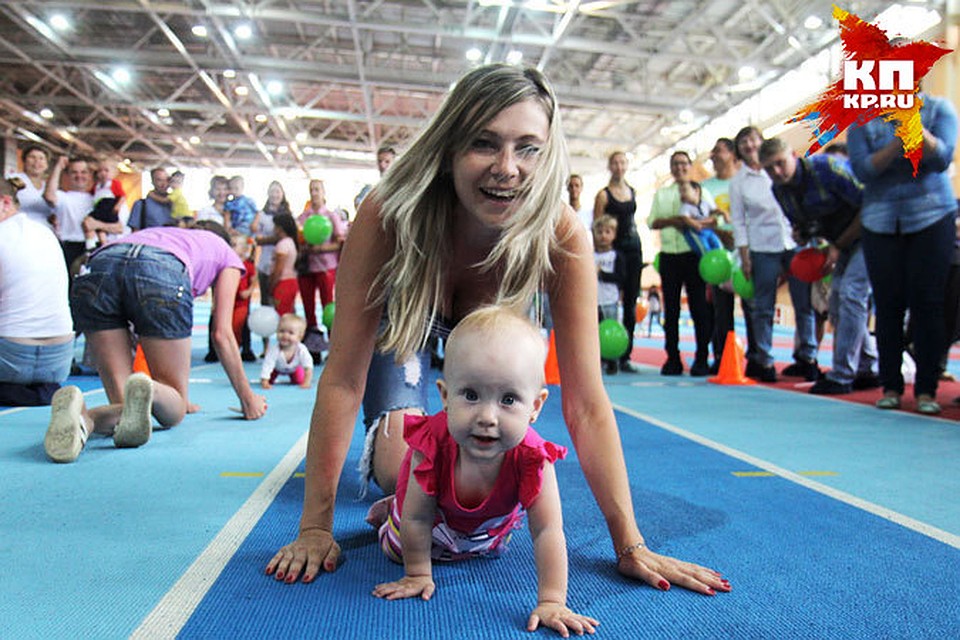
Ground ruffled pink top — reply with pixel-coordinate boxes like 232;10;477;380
392;412;566;557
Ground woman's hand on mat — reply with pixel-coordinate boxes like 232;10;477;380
617;547;731;596
265;528;341;583
371;575;436;601
528;603;599;637
241;393;268;420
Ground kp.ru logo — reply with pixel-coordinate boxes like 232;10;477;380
790;5;952;175
841;60;915;110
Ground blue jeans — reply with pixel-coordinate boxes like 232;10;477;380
750;250;817;367
0;337;73;384
825;245;877;384
862;213;955;397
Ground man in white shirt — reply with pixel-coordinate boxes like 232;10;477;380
729;126;818;382
44;156;122;272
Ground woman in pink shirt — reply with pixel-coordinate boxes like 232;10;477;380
296;179;347;330
43;222;267;464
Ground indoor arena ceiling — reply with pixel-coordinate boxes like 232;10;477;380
0;0;945;174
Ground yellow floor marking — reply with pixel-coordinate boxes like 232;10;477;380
220;471;306;478
733;470;838;477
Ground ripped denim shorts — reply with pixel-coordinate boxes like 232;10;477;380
357;316;450;491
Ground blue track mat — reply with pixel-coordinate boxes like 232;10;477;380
175;395;960;639
4;307;959;639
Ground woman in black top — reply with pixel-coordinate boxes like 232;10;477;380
594;151;643;372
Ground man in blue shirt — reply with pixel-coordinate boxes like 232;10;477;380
128;167;173;230
760;137;878;395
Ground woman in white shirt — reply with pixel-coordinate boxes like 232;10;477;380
6;145;54;228
729;126;817;382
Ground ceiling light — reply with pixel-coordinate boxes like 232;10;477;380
506;50;523;65
112;67;131;84
466;47;483;62
255;113;268;123
266;80;283;96
189;135;201;145
223;69;237;79
234;23;253;40
157;107;170;117
234;86;249;97
678;109;694;123
39;108;54;119
803;15;823;30
192;25;208;37
737;65;757;82
49;14;70;31
277;145;289;154
295;132;308;143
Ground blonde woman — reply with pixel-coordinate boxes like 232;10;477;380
265;64;730;597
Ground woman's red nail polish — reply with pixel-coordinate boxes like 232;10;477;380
658;580;670;591
706;588;716;595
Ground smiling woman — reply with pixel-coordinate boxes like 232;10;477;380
265;63;731;599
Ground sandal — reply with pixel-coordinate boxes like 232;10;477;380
875;395;901;410
916;396;941;415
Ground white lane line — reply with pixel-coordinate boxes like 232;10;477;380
616;404;960;550
130;431;308;639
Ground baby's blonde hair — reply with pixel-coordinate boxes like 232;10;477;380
370;63;570;362
444;305;546;385
279;313;307;340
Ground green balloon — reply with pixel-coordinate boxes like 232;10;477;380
303;215;333;245
822;274;833;286
698;248;733;285
322;302;336;330
598;318;630;360
731;268;755;300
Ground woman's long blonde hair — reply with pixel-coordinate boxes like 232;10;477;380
370;64;569;361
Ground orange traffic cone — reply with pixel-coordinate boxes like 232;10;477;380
544;330;561;385
133;343;151;376
708;330;755;385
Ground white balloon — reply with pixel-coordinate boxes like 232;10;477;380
248;306;280;337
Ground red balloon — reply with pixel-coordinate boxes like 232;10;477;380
790;248;826;283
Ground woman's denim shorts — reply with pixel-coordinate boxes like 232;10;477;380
361;348;432;430
71;244;193;339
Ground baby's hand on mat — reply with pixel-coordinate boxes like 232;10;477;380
372;575;435;601
528;602;599;637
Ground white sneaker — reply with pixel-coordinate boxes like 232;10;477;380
114;373;154;448
44;386;88;463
